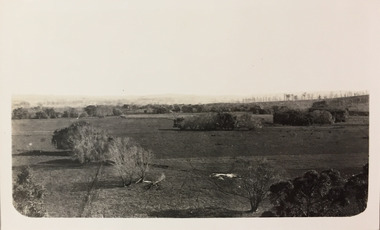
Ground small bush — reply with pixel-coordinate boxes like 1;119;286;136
113;108;123;116
13;167;47;217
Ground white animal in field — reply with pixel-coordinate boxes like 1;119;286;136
210;173;238;180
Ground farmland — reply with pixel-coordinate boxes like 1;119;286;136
12;114;369;217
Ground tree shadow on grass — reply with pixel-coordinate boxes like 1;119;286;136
15;150;72;157
12;158;84;171
28;159;84;170
71;180;132;191
148;207;244;218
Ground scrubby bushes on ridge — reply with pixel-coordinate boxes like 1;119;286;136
273;109;342;126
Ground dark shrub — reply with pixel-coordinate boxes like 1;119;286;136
272;106;289;113
52;121;91;150
215;112;236;130
174;113;239;130
173;117;185;128
44;108;57;118
35;111;49;119
261;211;277;217
348;111;369;116
259;108;272;114
62;108;79;118
84;105;97;117
13;167;47;217
268;165;368;217
113;108;123;116
273;110;311;126
312;100;328;108
12;107;30;119
249;105;262;114
329;109;349;122
153;107;169;114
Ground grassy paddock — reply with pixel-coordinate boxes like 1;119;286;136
12;115;369;217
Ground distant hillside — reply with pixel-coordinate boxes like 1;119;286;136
255;95;369;112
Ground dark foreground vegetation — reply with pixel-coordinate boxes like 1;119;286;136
264;163;368;217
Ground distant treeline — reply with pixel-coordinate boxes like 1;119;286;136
11;95;369;120
11;103;274;119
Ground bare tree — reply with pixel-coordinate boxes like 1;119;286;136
208;158;280;212
108;137;153;186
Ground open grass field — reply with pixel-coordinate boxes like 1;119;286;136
12;114;369;217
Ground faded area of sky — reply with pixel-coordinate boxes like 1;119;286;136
1;0;379;96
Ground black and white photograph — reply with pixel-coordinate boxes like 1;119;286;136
1;0;379;230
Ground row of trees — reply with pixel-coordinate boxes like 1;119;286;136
241;91;368;103
12;103;275;120
173;112;263;131
273;100;350;126
12;107;84;119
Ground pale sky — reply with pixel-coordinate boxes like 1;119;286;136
1;0;379;96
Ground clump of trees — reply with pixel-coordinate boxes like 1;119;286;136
273;108;346;126
52;121;112;163
12;107;30;119
52;122;152;186
309;100;349;122
13;167;47;217
12;107;60;119
266;164;368;217
173;112;262;131
273;110;312;126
